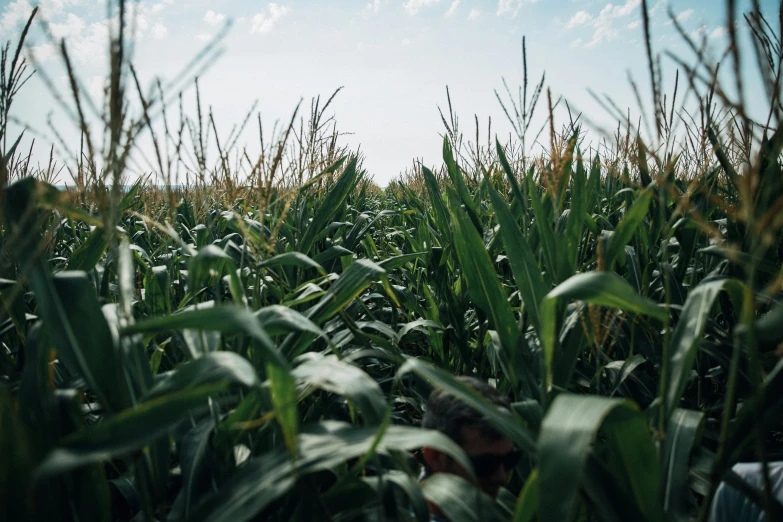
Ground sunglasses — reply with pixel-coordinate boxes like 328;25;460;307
467;450;522;478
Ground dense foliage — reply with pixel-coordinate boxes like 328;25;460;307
2;2;783;521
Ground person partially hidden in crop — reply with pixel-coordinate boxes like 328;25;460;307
709;461;783;522
420;376;521;520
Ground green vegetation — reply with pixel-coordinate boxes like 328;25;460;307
1;2;783;521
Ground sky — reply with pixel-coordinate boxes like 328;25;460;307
0;0;777;186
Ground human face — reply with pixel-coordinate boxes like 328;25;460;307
425;424;515;498
458;425;515;498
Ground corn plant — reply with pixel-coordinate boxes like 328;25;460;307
1;1;783;521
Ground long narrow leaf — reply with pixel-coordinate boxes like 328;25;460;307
539;394;661;522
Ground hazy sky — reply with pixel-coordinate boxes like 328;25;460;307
1;0;775;185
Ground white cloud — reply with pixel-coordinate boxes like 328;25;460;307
690;25;705;39
6;0;168;64
151;1;172;14
404;0;441;16
251;3;289;34
710;26;726;39
40;0;83;16
27;17;111;65
649;0;665;16
196;33;211;42
28;43;59;62
152;23;168;39
0;0;82;33
2;0;175;54
612;0;641;17
496;0;519;17
40;1;162;63
566;10;592;28
204;10;225;26
1;0;34;35
497;0;536;18
467;8;480;21
86;74;106;101
675;8;694;22
50;13;85;40
667;7;694;25
627;20;640;29
565;0;642;47
54;73;103;102
68;20;112;62
445;0;460;17
569;38;583;48
588;6;620;46
401;37;411;45
123;2;151;38
365;0;385;14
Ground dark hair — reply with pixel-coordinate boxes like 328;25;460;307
421;376;510;444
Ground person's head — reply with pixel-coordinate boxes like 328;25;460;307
421;376;519;498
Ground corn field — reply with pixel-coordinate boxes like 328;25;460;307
1;2;783;521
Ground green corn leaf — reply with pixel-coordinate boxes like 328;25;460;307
35;352;259;478
267;362;299;457
280;259;386;357
513;468;539;522
447;187;537;396
421;472;503;522
422;165;451;242
367;470;430;522
32;271;131;414
312;245;353;265
378;251;426;270
487;182;547;340
119;178;143;210
68;226;108;272
394;318;442;345
1;131;25;171
605;189;652;270
187;420;471;522
178;419;217;520
293;352;388;425
663;278;745;418
539;394;662;522
145;265;171;315
566;152;587;246
121;304;288;369
444;136;482;233
34;385;223;479
662;408;704;521
527;173;560;285
397;357;537;454
296;156;347;194
750;299;783;344
305;258;386;325
495;138;527;221
255;305;324;337
54;389;114;522
541;272;667;391
298;157;359;256
187;244;234;296
0;279;26;340
145;351;260;401
343;209;398;251
259;251;326;275
117;239;135;321
722;357;783;470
